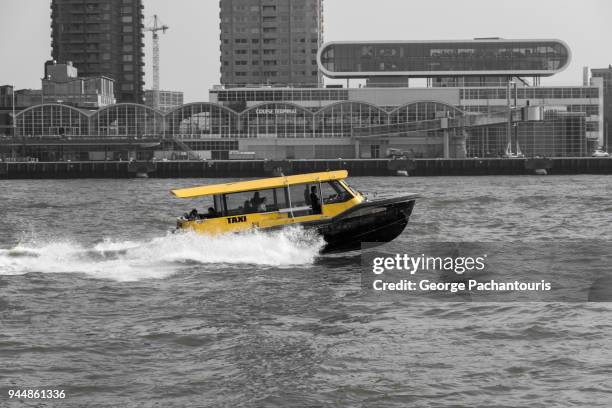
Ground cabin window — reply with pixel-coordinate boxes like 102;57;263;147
321;181;353;204
287;183;317;209
223;188;287;215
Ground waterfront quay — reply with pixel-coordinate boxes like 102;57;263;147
1;158;611;179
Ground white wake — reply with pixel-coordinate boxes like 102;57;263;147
0;228;324;282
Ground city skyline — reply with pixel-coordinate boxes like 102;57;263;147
1;0;611;103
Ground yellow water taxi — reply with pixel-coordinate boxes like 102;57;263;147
171;170;417;253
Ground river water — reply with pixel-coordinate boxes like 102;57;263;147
1;175;611;407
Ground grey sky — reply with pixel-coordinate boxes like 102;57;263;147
1;0;611;102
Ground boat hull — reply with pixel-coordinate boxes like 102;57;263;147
305;195;417;253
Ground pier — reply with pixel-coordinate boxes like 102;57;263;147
1;158;611;179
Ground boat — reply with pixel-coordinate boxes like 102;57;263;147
171;170;417;253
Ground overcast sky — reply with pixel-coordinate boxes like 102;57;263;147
1;0;611;102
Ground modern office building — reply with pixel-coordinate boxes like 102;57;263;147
591;65;612;150
219;0;323;87
50;0;145;103
318;39;570;86
144;90;184;112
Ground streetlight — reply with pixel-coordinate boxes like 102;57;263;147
11;84;16;138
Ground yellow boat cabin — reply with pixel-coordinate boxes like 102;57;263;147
171;170;417;253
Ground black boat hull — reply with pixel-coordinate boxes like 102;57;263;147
306;195;417;253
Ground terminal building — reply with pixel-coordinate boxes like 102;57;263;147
1;39;605;161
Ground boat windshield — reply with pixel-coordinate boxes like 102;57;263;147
320;180;353;204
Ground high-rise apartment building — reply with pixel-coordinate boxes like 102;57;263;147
50;0;145;103
591;65;612;150
219;0;323;87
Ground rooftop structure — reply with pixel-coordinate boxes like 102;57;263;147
42;61;116;108
317;39;571;80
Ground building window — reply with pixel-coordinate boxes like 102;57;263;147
121;16;133;23
122;54;133;62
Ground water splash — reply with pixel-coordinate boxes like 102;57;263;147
0;228;324;282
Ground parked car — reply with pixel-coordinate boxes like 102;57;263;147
592;149;610;157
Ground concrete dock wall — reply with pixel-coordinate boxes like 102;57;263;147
1;158;611;179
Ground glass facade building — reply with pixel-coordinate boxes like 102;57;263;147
16;104;90;137
318;39;571;78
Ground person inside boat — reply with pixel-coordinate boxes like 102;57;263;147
257;197;267;212
250;191;265;209
304;185;311;205
206;207;218;218
310;186;321;214
243;200;253;213
188;208;199;220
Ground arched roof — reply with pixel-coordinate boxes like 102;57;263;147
389;100;465;116
15;103;91;119
165;101;239;117
90;102;165;118
314;100;389;116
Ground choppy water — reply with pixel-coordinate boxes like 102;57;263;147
1;175;611;407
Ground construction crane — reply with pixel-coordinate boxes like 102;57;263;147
145;15;169;110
